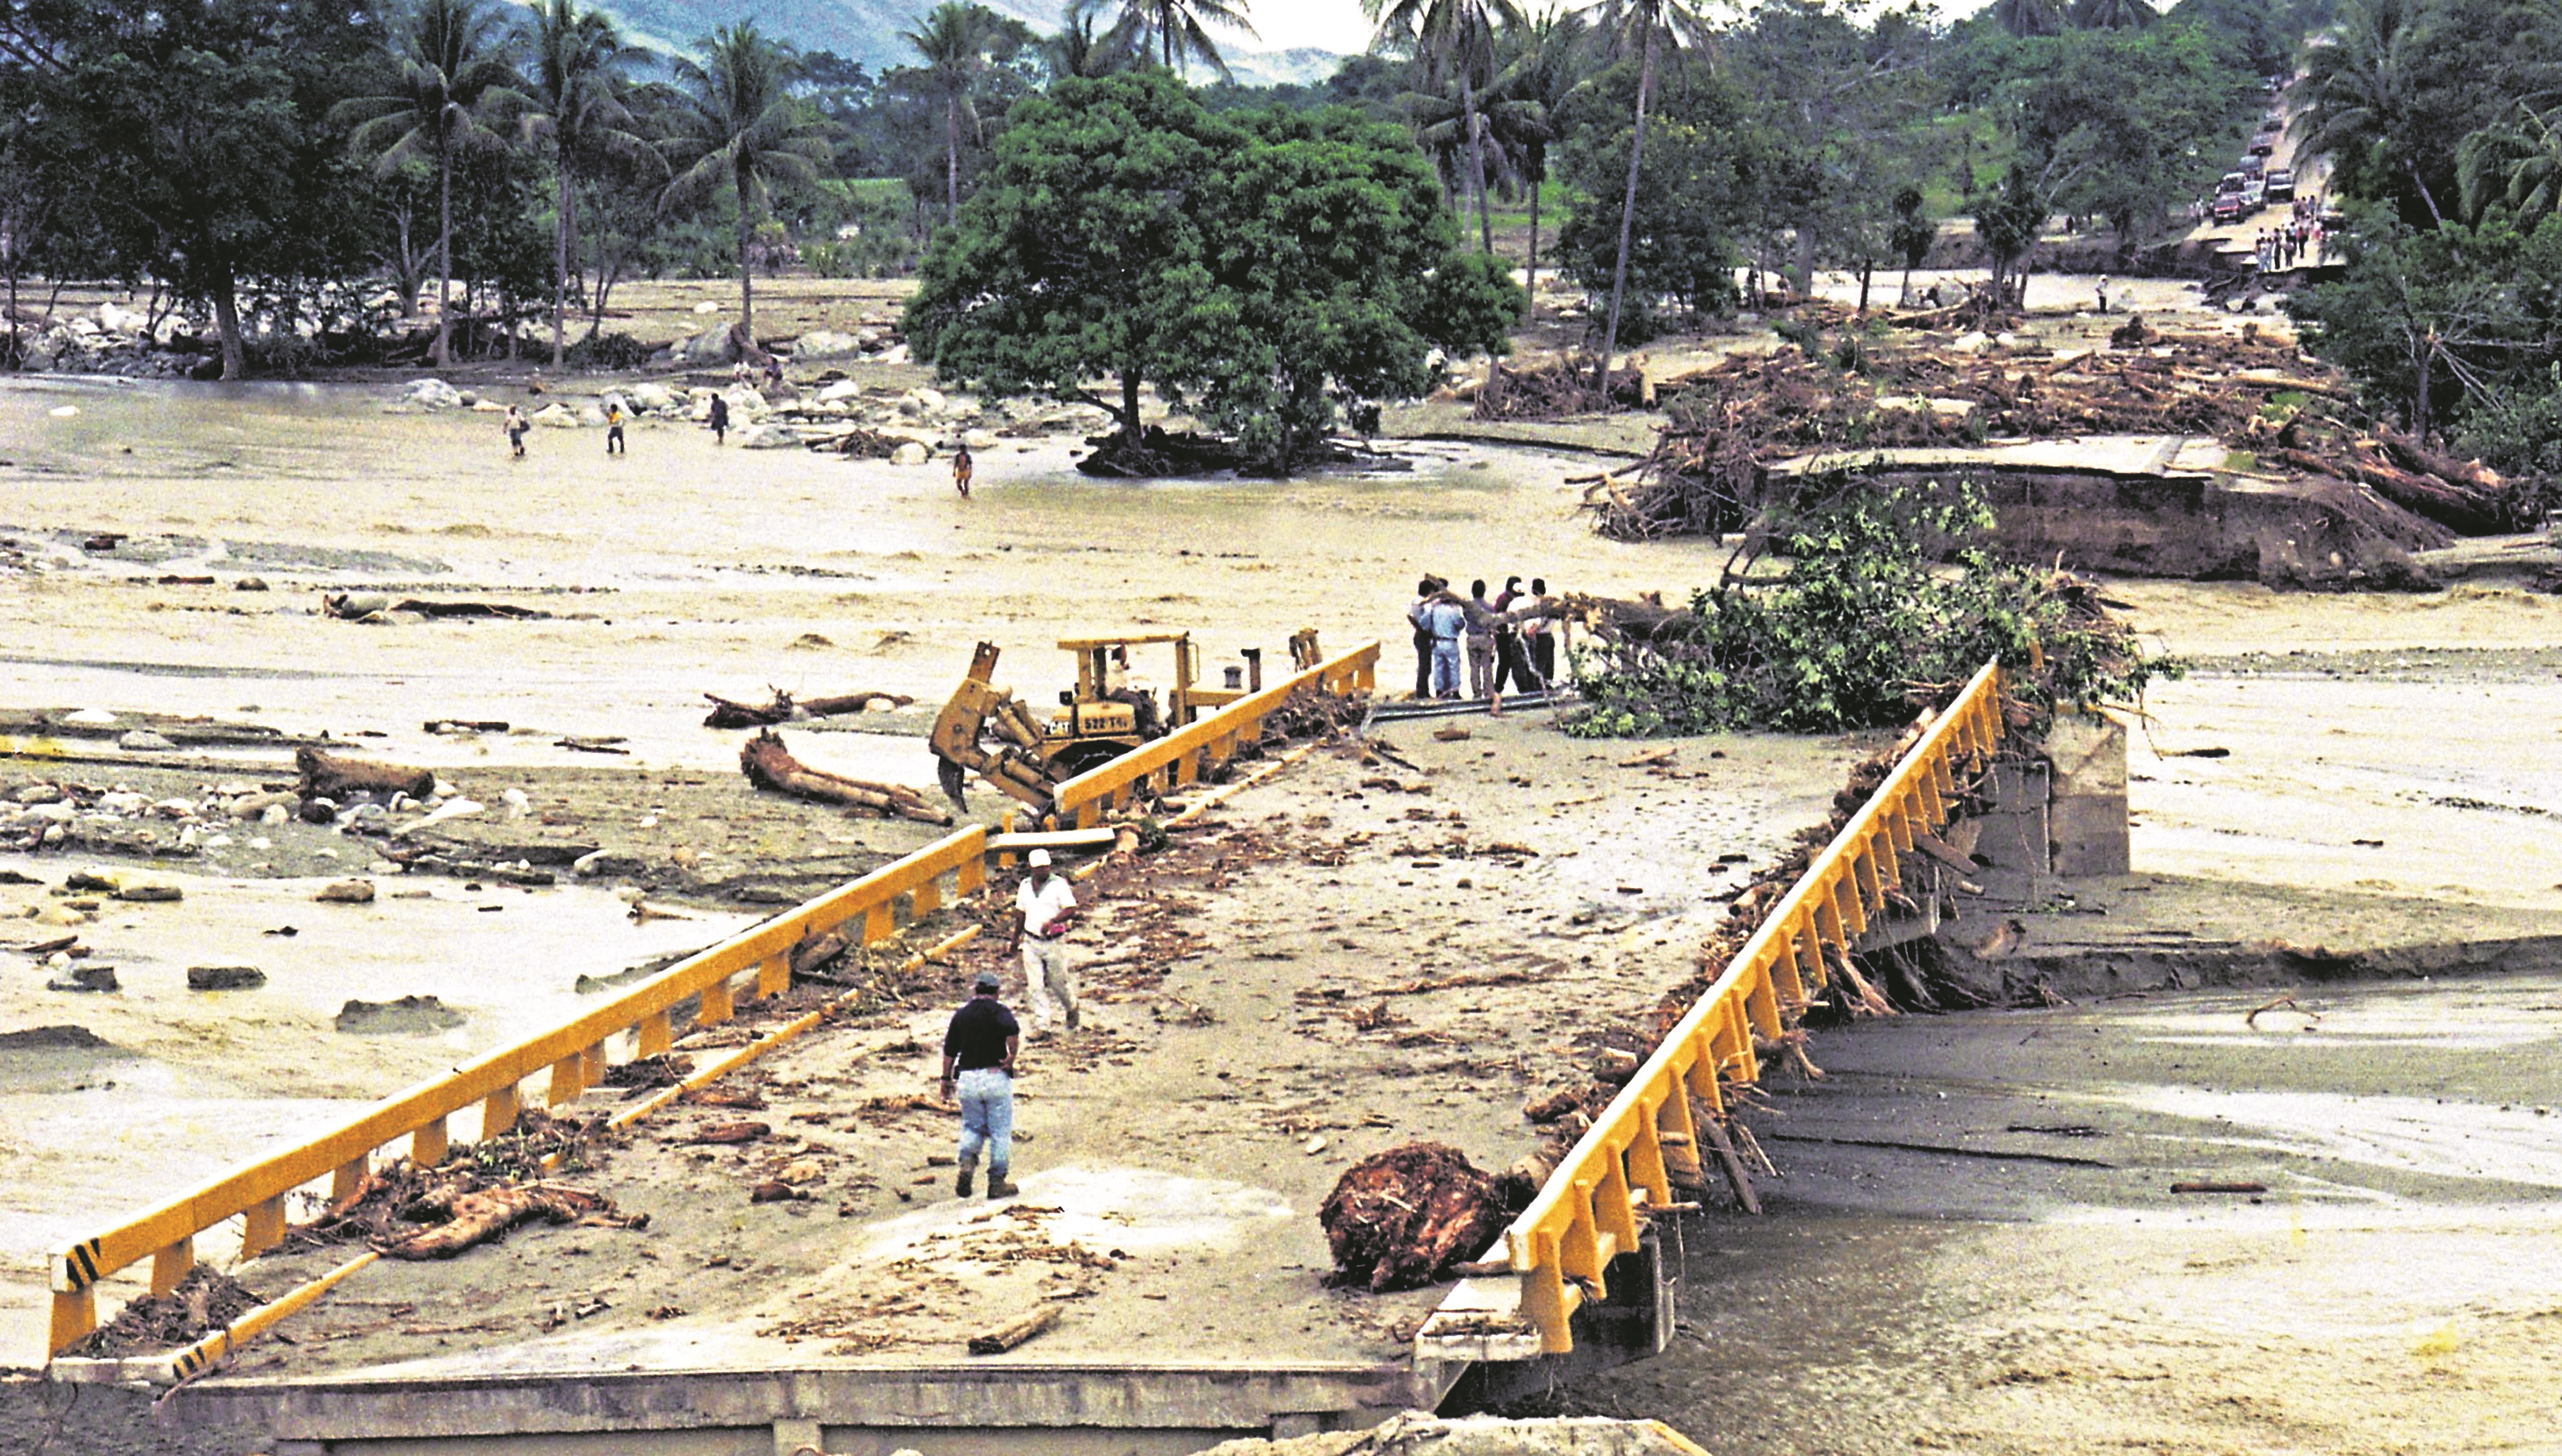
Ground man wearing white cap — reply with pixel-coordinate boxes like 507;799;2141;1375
1012;848;1082;1032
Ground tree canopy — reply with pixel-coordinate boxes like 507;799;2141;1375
905;70;1517;474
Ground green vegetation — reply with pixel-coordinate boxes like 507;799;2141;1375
903;72;1519;474
2277;0;2562;510
0;0;2324;401
1565;477;2183;739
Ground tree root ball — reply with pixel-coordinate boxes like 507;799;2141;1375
1317;1140;1513;1293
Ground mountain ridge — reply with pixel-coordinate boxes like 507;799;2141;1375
580;0;1340;85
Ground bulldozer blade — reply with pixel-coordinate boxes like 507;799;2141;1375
938;756;969;810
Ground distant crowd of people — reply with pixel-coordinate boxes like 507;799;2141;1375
1405;575;1559;717
2257;198;2327;273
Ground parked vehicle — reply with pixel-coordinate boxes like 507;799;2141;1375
2214;190;2250;224
2265;168;2296;203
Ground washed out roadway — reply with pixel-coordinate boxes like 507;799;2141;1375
184;716;1865;1397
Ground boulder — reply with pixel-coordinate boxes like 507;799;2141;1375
720;386;768;421
315;879;377;904
816;380;864;405
678;321;740;364
793;330;862;360
117;729;176;752
187;965;266;991
406;378;466;409
98;302;147;336
630;382;677;412
48;965;119;994
962;429;999;451
532;403;579;428
898;387;947;418
577;405;607;427
732;423;802;449
891;441;931;467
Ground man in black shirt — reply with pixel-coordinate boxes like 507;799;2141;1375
939;970;1021;1199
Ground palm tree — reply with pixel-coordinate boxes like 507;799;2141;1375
1116;0;1257;79
1992;0;2065;38
522;0;654;368
2069;0;2156;28
1587;0;1714;393
2459;104;2562;227
1050;0;1142;79
2298;0;2445;222
659;23;837;343
1489;4;1583;319
1368;0;1526;257
333;0;530;368
905;2;1013;225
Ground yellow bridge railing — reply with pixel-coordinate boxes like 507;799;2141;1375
46;827;991;1359
1496;661;2008;1353
1051;641;1378;829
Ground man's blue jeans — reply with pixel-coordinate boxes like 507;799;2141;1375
1430;639;1462;697
956;1066;1012;1177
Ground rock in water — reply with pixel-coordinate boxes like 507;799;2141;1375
187;965;267;991
336;995;466;1034
48;965;120;994
1317;1141;1513;1293
314;878;377;904
793;330;862;360
0;1025;114;1052
891;442;930;467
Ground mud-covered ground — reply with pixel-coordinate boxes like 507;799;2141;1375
6;274;2561;1453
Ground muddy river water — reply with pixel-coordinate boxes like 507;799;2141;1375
3;374;2560;1453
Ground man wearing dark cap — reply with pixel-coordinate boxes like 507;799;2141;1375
939;969;1021;1199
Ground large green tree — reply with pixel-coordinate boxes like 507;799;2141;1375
659;22;836;342
1199;105;1519;469
521;0;653;368
908;71;1516;473
50;0;377;379
1557;55;1753;340
333;0;530;368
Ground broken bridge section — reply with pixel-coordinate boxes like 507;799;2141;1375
140;714;1867;1451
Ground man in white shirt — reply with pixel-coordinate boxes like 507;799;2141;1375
1013;848;1081;1033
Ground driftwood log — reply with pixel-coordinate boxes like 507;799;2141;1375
702;689;915;728
1317;1141;1512;1293
967;1303;1060;1355
378;1183;631;1260
738;728;953;825
297;746;436;801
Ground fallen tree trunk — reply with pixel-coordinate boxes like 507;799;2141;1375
297;747;436;801
703;689;916;729
379;1183;628;1259
739;728;952;825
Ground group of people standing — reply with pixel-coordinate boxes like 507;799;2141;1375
2257;201;2325;273
1406;575;1557;715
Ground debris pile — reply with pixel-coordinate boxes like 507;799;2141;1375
1471;355;1647;419
1318;1141;1514;1292
284;1111;641;1261
1256;685;1369;744
1583;331;2528;542
59;1266;264;1359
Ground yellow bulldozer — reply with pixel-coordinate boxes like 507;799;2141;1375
929;629;1321;813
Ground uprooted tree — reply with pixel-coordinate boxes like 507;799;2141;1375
903;70;1520;476
1564;475;2181;738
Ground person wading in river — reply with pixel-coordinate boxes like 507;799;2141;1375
1013;849;1081;1034
952;445;974;499
605;401;626;456
504;404;528;459
707;392;730;446
939;970;1020;1200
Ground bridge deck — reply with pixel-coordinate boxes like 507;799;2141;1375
172;718;1870;1444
